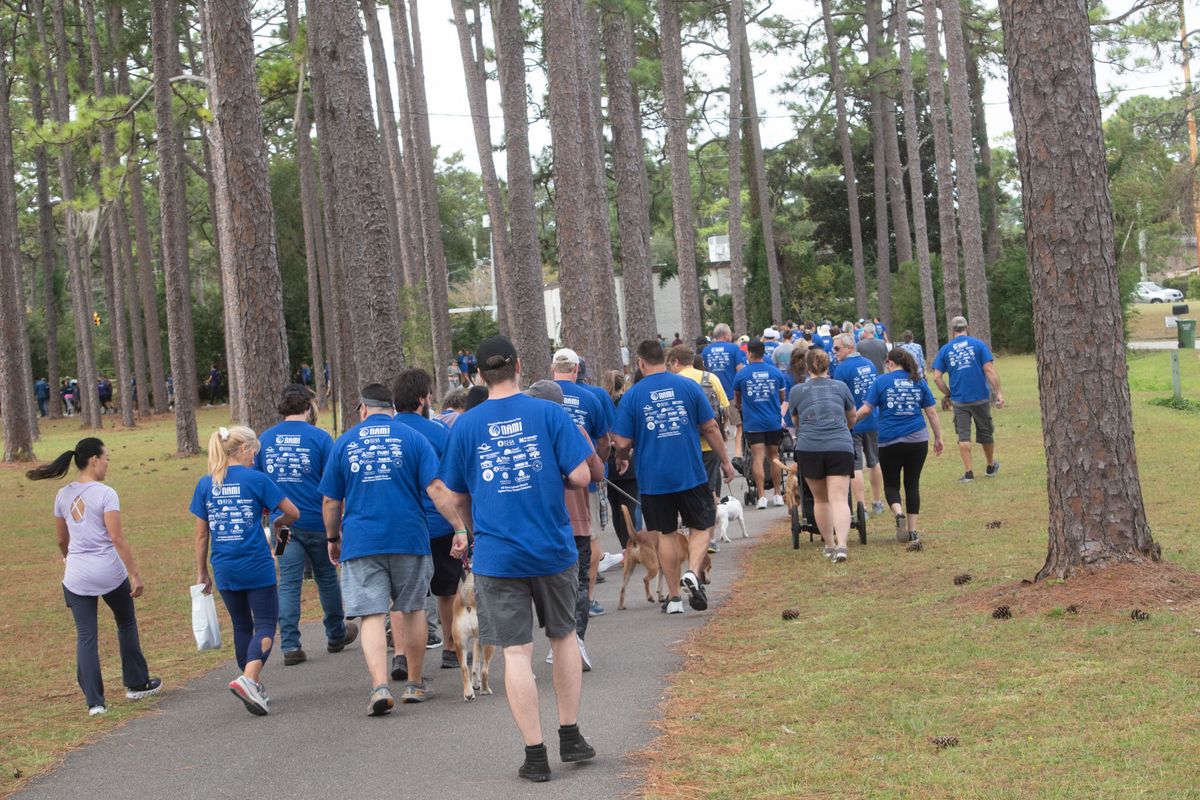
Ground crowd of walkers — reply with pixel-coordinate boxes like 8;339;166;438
28;312;1003;783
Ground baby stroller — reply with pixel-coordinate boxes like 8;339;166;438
789;460;867;549
732;430;794;506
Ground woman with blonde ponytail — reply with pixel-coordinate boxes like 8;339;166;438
190;426;299;716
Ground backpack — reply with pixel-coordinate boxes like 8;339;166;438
700;371;725;434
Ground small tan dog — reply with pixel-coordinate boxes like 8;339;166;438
617;506;663;610
773;458;800;511
451;570;496;702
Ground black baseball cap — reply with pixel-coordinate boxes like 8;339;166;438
477;335;518;370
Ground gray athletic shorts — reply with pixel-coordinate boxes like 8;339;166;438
953;400;995;444
853;431;880;471
702;450;722;494
340;553;433;617
475;565;578;647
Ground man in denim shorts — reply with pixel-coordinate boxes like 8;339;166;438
431;336;597;782
320;383;467;716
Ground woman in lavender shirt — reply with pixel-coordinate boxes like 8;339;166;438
27;438;161;716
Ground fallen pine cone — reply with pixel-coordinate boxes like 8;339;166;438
992;605;1012;620
930;735;959;749
905;539;923;552
1130;609;1150;621
1065;604;1081;615
985;520;1002;529
782;608;801;621
953;573;973;586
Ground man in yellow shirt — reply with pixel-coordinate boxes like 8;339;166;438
666;345;729;503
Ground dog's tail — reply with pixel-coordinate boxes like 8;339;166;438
620;505;638;549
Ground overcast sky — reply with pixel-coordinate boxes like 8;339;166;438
363;2;1199;178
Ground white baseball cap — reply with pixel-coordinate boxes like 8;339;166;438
551;348;580;367
762;327;779;339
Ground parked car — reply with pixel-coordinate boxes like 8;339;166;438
1133;281;1184;303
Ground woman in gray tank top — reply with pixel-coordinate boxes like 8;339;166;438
787;349;857;562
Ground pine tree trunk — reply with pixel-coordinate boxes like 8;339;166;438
492;0;550;381
940;0;990;344
602;1;657;348
923;0;963;331
999;0;1158;579
883;101;913;274
150;0;200;453
866;0;892;324
963;12;1001;265
0;43;37;460
451;0;514;332
285;0;328;411
202;0;291;434
657;0;703;339
897;0;940;352
310;0;406;386
386;4;426;296
739;21;782;325
29;64;61;419
727;0;748;337
823;0;868;320
45;0;102;430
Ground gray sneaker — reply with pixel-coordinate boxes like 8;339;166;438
985;460;1001;478
895;513;908;543
368;685;394;716
402;680;434;703
833;547;848;563
229;675;269;716
822;546;835;559
872;501;886;514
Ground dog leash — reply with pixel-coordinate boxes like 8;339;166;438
604;478;641;507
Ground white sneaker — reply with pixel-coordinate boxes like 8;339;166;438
577;635;592;672
666;598;684;614
229;675;270;716
756;496;768;510
545;649;554;665
597;552;624;574
772;494;784;507
88;705;107;716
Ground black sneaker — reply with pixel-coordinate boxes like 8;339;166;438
558;724;596;763
519;744;551;782
327;621;359;653
441;649;460;669
390;654;408;681
959;471;975;483
426;630;442;649
284;649;307;666
985;461;1000;477
680;571;708;611
125;678;162;700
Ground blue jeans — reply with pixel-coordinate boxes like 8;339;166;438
64;579;150;708
277;527;346;653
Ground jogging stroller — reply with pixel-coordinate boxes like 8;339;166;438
733;430;794;506
789;461;868;549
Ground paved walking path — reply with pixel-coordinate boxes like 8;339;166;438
16;504;780;800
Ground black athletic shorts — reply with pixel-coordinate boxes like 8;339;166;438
702;450;722;494
745;429;785;447
641;484;716;534
795;450;855;480
429;533;465;597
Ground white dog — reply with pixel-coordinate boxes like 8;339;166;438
715;496;748;542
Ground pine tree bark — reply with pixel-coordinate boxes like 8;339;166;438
310;0;406;386
285;0;328;411
897;0;940;351
923;0;963;330
492;0;550;380
386;5;425;295
0;41;37;460
883;95;913;273
202;0;291;433
822;0;868;320
451;0;514;332
150;0;200;453
657;0;703;339
866;0;892;324
44;0;102;430
602;1;657;348
999;0;1158;579
726;0;748;337
29;64;61;419
739;20;782;325
940;0;990;344
963;12;1001;265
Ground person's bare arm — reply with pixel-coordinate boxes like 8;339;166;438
322;497;343;566
734;389;742;413
565;459;592;490
611;432;633;474
700;419;735;482
931;369;950;397
55;517;69;559
853;403;874;426
924;405;945;455
595;432;612;462
104;510;143;597
426;479;470;558
983;362;1004;407
194;517;212;594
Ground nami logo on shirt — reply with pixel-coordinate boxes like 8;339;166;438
487;419;523;438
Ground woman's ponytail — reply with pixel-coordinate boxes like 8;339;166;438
25;438;105;481
207;426;258;488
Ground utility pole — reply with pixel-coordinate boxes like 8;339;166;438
1181;1;1200;271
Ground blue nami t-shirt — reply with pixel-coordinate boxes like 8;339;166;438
439;394;593;579
189;465;285;591
932;335;994;403
318;413;438;560
866;371;937;445
255;420;333;531
701;341;748;397
731;361;788;433
612;371;713;496
556;380;609;442
395;412;454;539
833;354;879;434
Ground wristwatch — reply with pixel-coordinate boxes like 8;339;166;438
326;535;341;543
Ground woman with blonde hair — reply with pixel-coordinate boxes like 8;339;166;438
28;438;161;715
190;426;299;715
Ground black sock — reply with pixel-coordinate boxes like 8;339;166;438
559;724;579;735
525;743;547;756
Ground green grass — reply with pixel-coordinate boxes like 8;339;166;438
641;351;1200;800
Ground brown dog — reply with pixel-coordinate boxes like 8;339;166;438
617;506;663;610
773;458;800;511
451;570;496;702
653;530;715;599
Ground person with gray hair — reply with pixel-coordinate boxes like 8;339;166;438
856;324;889;372
930;316;1004;482
702;322;748;452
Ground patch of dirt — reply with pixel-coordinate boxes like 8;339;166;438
958;562;1200;616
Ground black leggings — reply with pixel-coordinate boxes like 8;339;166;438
608;479;641;549
878;440;928;515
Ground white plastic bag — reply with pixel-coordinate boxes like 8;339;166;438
190;584;222;651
